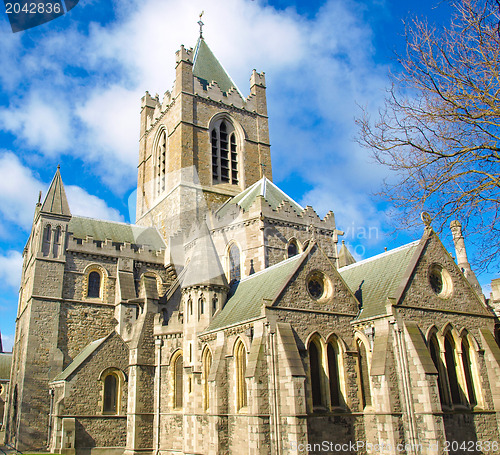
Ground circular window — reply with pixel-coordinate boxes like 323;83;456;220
428;264;452;298
308;277;324;299
307;271;332;300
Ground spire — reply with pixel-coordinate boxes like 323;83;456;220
192;36;241;95
41;166;71;217
182;223;228;289
338;241;356;268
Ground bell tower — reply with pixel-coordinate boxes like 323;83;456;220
135;30;272;238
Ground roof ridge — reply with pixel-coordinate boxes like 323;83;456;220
265;178;304;211
72;215;147;229
238;252;305;283
339;240;420;272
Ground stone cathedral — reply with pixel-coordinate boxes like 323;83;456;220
3;32;500;455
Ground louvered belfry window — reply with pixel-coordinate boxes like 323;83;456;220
211;120;238;185
156;130;167;196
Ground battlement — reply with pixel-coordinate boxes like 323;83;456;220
67;234;165;264
213;194;337;232
176;45;194;64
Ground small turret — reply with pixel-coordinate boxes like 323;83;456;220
450;220;484;300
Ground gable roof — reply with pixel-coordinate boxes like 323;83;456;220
192;38;240;95
52;336;108;382
41;167;71;217
205;253;305;332
68;216;165;251
339;241;421;320
217;177;303;218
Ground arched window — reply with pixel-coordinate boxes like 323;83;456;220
211;120;238;185
173;353;183;409
103;373;118;414
42;224;51;256
156;129;167;196
356;339;372;409
327;341;341;408
199;295;205;316
308;339;324;408
52;226;61;258
461;337;477;407
203;348;212;411
287;239;299;258
87;271;101;298
235;340;247;410
429;334;449;405
228;244;241;282
187;297;193;322
495;327;500;348
212;295;218;314
444;335;461;405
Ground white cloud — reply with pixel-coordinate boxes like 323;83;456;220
0;94;71;155
0;0;394;228
75;85;140;187
0;152;42;230
0;250;23;289
0;152;124;232
66;185;124;222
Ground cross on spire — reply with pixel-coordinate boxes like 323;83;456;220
198;11;205;39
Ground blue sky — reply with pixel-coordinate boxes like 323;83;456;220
0;0;495;351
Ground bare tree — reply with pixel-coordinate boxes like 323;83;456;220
357;0;500;270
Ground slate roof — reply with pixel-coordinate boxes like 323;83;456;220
68;216;166;251
192;38;240;95
52;336;107;382
217;177;303;218
205;253;305;332
41;167;71;216
339;241;421;320
0;352;12;381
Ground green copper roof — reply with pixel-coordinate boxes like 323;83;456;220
52;336;107;382
0;353;12;381
217;177;304;218
339;241;420;320
68;216;166;251
41;167;71;217
192;38;240;94
206;253;305;331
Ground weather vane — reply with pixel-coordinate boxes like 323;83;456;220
198;11;205;39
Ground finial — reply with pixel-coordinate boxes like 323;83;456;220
57;164;60;170
38;190;42;204
198;11;205;39
420;211;432;227
260;162;267;177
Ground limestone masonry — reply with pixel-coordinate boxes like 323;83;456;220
3;34;500;455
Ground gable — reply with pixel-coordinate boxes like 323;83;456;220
396;231;490;316
272;243;359;316
51;331;128;383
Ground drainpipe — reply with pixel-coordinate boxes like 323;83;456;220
47;388;54;449
155;337;163;455
392;322;419;454
268;324;281;455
